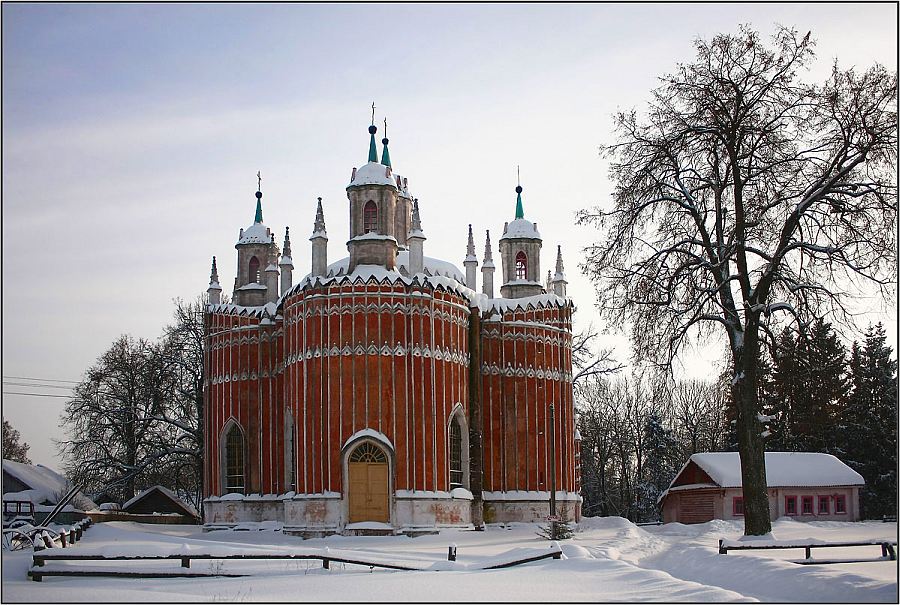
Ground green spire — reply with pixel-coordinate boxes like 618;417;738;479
515;185;524;219
368;126;378;163
254;171;263;223
255;191;263;223
380;118;392;167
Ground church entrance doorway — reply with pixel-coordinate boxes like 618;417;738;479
348;442;389;523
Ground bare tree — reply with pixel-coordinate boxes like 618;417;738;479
572;323;624;387
57;297;207;509
578;26;896;534
59;336;167;501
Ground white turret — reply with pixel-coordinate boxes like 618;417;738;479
279;227;294;294
499;182;543;299
310;197;328;278
481;230;495;298
207;256;222;305
463;224;478;290
551;245;567;297
264;234;280;303
407;199;426;275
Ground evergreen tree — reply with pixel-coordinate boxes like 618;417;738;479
794;319;849;452
2;419;31;464
769;329;799;450
841;324;897;518
641;413;679;520
768;320;849;452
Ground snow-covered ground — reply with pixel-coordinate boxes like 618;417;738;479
2;517;896;602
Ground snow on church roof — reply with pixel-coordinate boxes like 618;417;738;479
322;253;466;285
685;452;864;489
500;218;541;240
237;222;272;245
348;162;398;188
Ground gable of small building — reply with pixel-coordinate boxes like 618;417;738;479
121;485;198;518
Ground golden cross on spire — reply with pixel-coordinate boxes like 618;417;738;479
371;102;376;126
517;165;520;186
257;171;262;191
383;118;388;138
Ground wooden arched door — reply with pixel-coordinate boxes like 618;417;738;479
348;442;389;523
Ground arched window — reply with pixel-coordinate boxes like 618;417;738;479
224;424;245;494
350;441;387;463
515;251;527;280
364;201;378;233
449;419;463;489
248;256;260;283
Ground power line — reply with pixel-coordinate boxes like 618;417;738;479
2;375;80;384
2;391;72;399
2;381;74;390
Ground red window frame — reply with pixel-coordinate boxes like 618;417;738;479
364;201;378;233
834;494;847;514
732;496;744;517
801;495;814;515
784;495;797;515
515;251;527;280
817;496;830;515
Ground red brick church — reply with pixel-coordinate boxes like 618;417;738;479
202;120;580;535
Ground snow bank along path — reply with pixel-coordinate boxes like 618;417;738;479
3;518;896;602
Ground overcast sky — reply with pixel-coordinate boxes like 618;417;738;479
2;3;896;471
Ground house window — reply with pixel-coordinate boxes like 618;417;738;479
248;256;260;283
733;496;744;517
449;419;463;489
364;201;378;233
785;495;797;515
801;496;814;515
515;251;527;280
225;424;245;494
834;494;847;514
818;496;830;515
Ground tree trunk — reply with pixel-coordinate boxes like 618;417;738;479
732;322;772;536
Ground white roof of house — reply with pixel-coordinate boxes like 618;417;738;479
348;162;397;188
687;452;865;488
3;459;69;504
2;459;98;510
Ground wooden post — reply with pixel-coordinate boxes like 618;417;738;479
549;403;557;539
718;539;726;554
448;545;457;561
181;557;190;568
323;558;330;569
805;546;811;560
60;532;66;548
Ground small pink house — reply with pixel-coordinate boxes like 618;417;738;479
659;452;864;524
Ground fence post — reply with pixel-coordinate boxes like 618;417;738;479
181;557;190;568
805;546;811;560
448;545;457;561
60;532;66;548
718;539;726;555
323;558;330;570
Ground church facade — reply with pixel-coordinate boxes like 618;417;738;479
202;122;581;535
